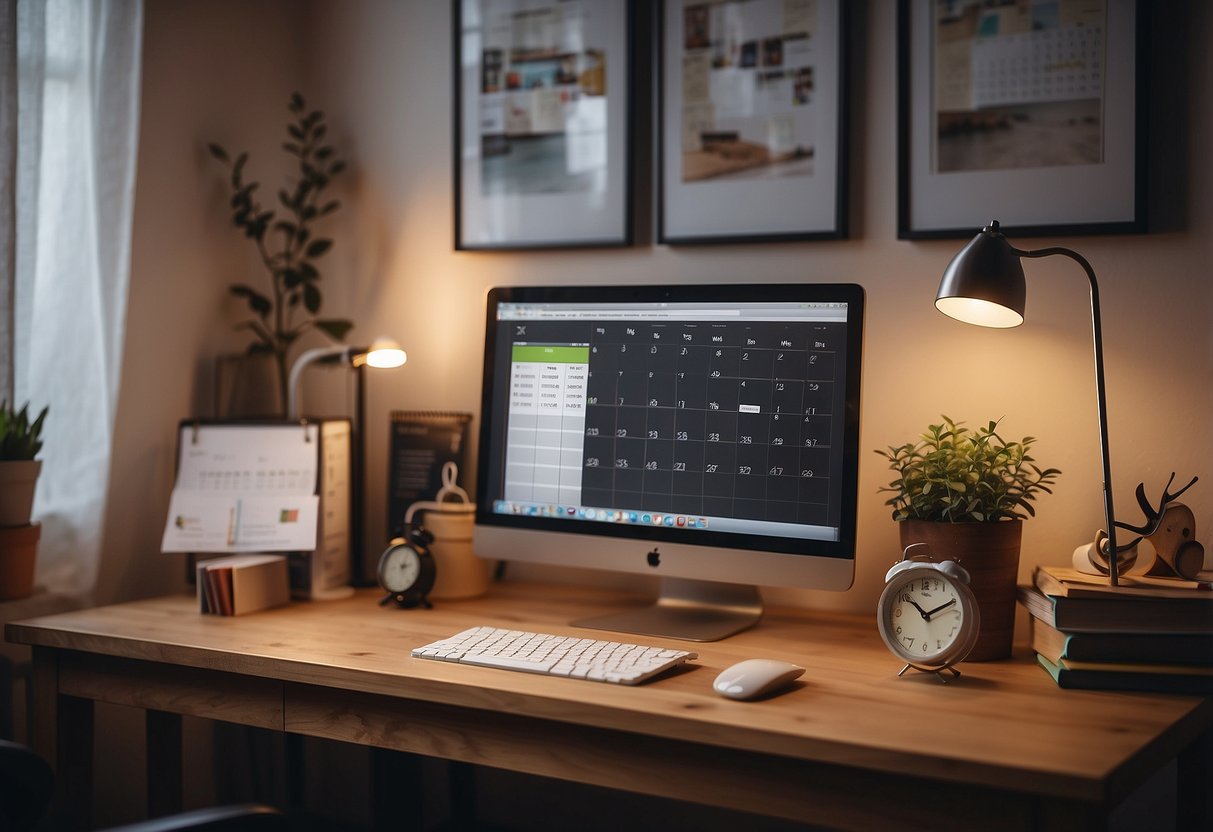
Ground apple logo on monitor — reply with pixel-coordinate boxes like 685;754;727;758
647;548;661;568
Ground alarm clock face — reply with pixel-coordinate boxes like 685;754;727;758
379;544;421;594
878;566;979;668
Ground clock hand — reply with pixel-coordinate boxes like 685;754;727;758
923;598;957;619
907;599;931;620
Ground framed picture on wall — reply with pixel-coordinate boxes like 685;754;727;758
897;0;1148;239
453;0;632;250
658;0;848;245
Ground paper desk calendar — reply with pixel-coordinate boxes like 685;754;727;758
161;420;351;599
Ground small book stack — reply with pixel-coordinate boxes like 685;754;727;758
197;554;291;616
1017;565;1213;694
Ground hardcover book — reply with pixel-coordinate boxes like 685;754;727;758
1017;584;1213;634
1034;565;1210;600
1036;653;1213;695
1029;617;1213;667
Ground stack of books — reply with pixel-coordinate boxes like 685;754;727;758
1017;565;1213;694
196;554;291;616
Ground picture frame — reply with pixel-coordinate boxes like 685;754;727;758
897;0;1148;239
453;0;633;250
658;0;849;245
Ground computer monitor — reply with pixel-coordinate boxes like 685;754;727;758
474;283;864;641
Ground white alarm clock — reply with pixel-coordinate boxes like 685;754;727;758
876;543;981;682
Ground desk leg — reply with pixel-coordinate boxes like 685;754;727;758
371;749;427;828
147;710;183;818
449;761;477;831
29;648;58;772
59;695;94;831
1178;728;1212;830
31;649;94;831
0;656;14;740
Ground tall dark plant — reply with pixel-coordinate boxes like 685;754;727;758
208;92;352;413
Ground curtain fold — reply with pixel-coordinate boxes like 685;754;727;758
2;0;143;595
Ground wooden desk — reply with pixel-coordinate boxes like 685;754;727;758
7;583;1212;830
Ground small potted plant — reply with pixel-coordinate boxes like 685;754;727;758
876;415;1060;660
0;400;48;599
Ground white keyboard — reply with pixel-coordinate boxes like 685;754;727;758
411;626;698;685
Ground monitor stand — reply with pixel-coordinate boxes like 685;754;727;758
571;577;763;642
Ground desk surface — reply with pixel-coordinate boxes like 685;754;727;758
8;582;1213;828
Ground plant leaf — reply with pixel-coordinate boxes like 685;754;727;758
244;340;274;355
314;318;354;341
305;239;332;258
302;283;321;313
230;285;272;317
207;143;229;163
232;153;248;188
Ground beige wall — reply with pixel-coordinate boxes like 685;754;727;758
108;0;1213;621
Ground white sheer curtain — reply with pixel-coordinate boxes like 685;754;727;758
0;0;142;595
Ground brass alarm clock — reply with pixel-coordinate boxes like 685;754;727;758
876;543;981;682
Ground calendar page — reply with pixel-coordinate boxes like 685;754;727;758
489;298;853;543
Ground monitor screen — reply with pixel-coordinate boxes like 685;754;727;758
475;283;864;640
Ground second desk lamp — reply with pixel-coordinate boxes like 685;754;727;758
288;337;407;596
935;220;1123;585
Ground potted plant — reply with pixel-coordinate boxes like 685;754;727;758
0;400;48;600
208;92;353;417
876;415;1060;660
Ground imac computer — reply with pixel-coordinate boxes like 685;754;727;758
474;283;864;641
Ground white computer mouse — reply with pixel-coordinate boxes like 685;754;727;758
712;658;805;701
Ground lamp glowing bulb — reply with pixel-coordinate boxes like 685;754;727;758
934;296;1024;328
358;337;406;369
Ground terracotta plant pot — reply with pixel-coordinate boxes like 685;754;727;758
898;518;1022;661
0;522;40;601
0;459;42;526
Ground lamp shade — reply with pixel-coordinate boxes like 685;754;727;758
935;221;1027;328
359;337;406;369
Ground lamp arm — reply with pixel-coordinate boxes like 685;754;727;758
287;345;353;420
1019;246;1121;585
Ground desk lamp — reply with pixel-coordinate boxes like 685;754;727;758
287;337;407;420
288;337;407;590
935;220;1122;585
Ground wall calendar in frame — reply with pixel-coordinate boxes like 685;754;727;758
659;0;849;244
898;0;1147;239
454;0;633;250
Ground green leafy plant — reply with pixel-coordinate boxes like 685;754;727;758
875;415;1060;522
0;401;48;461
208;92;353;413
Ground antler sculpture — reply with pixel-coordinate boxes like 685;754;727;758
1090;473;1204;580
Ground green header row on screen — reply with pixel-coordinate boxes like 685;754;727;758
511;345;590;363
